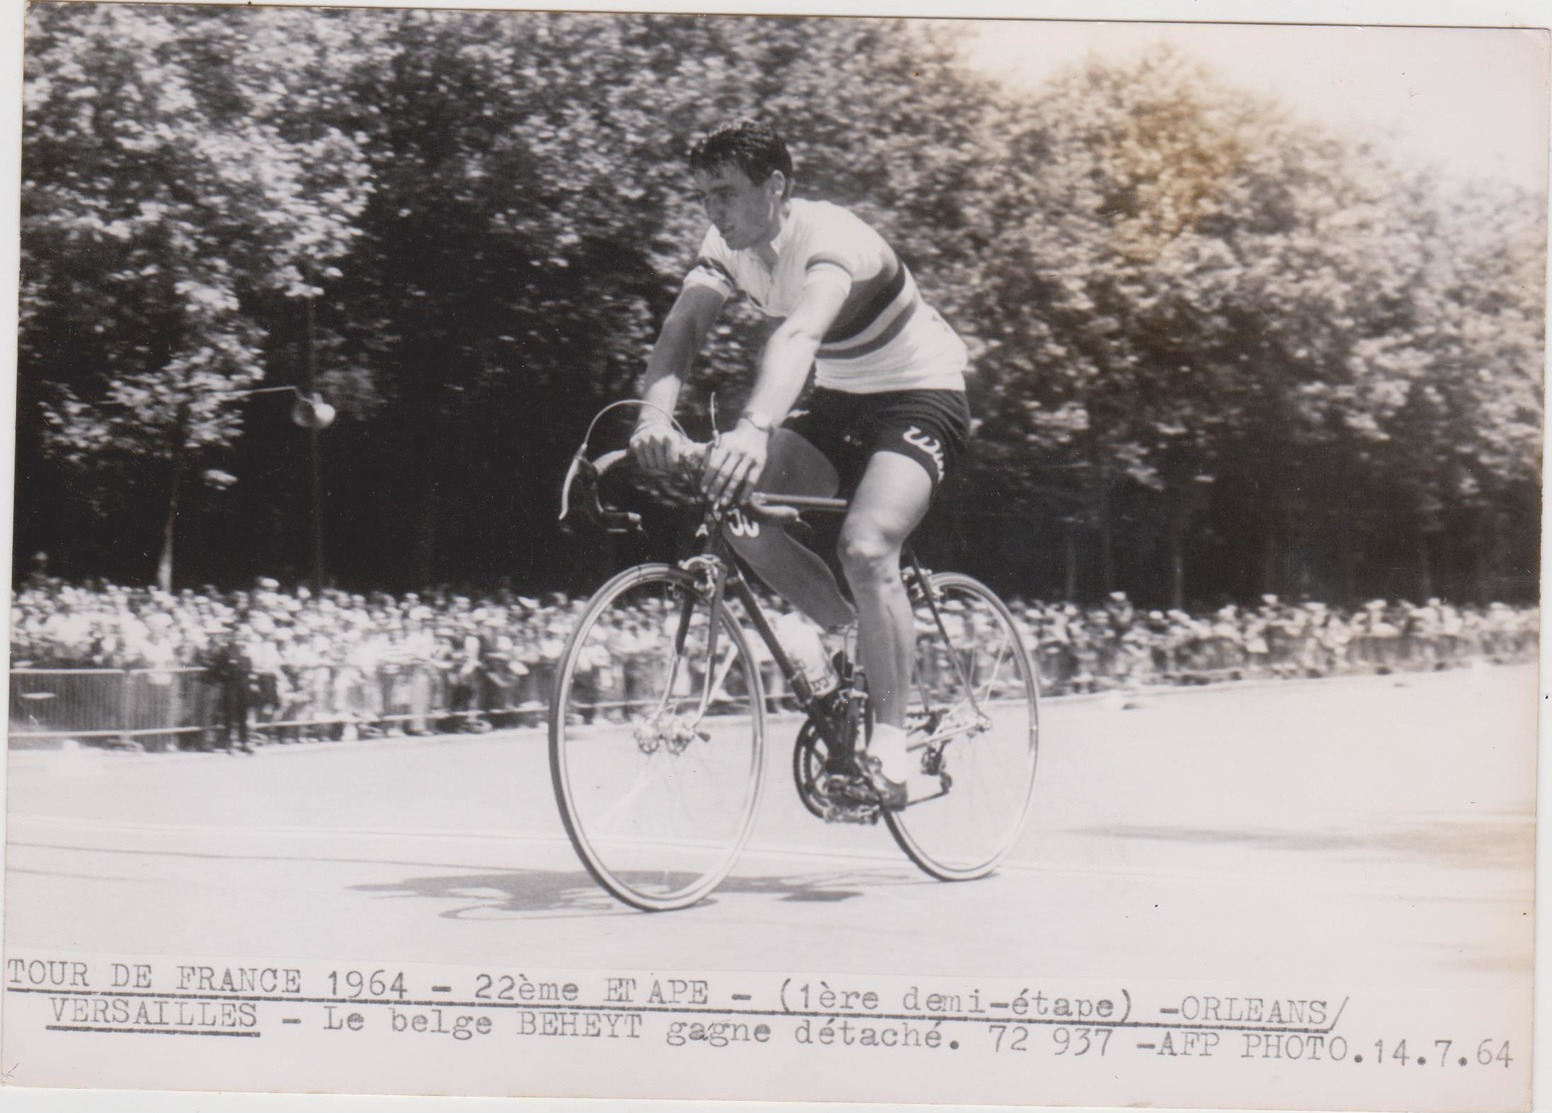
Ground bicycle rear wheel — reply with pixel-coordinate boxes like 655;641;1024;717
886;572;1039;880
549;563;766;911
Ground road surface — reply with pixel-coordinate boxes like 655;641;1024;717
6;663;1534;985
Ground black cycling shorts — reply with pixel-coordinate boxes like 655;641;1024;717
784;387;970;493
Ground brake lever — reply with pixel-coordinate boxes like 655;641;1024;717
558;449;642;533
557;398;684;524
558;452;589;522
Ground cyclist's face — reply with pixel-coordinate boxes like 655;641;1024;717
693;163;785;250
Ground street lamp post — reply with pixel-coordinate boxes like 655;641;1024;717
302;299;325;594
234;372;335;593
226;287;335;592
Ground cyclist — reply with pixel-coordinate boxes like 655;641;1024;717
630;120;971;806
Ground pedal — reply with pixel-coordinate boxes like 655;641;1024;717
814;773;882;825
820;800;881;825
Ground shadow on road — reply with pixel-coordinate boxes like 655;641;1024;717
350;865;908;917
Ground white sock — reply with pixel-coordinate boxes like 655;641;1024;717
869;723;912;781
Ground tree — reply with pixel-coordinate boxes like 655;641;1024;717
19;4;370;587
310;10;993;587
955;46;1542;605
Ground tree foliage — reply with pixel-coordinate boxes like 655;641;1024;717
16;7;1544;606
20;4;370;584
956;49;1543;603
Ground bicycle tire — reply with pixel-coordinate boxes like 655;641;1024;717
885;571;1040;880
549;563;766;911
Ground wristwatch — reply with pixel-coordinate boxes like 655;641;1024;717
739;409;776;434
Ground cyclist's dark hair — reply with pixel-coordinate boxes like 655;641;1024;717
688;120;794;197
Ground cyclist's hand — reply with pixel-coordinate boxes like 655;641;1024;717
703;423;768;508
629;419;685;473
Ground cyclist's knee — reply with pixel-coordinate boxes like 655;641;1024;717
838;525;899;584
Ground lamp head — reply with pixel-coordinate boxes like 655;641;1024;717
291;392;336;431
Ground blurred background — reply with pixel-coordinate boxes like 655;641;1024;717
14;5;1545;607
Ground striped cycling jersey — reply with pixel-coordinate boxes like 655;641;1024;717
682;199;968;394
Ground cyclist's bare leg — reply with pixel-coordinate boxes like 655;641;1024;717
724;429;856;631
837;450;934;733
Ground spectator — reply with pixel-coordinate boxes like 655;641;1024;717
200;625;254;754
9;578;1538;747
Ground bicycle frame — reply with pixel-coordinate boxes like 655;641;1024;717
559;439;992;762
675;509;856;755
680;499;994;768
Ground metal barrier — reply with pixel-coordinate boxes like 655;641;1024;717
7;664;563;750
8;624;1536;751
9;668;209;751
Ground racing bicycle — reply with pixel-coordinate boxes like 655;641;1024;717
549;405;1040;911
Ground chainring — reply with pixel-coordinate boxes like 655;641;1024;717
793;718;881;825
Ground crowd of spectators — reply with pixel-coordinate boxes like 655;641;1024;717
1017;592;1538;694
10;578;582;748
8;576;1539;752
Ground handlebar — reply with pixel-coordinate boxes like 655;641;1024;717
559;429;846;533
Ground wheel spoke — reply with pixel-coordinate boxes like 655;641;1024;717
694;643;742;722
549;566;765;910
887;573;1040;880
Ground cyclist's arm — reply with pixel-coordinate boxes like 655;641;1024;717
632;285;726;469
703;268;851;506
744;269;850;427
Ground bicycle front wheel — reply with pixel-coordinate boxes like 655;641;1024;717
549;563;766;911
886;572;1040;880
